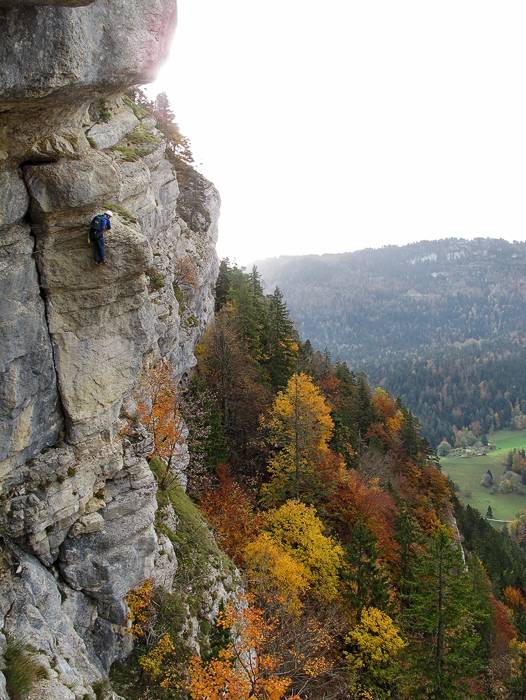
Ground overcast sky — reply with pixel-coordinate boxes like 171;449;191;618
150;0;526;266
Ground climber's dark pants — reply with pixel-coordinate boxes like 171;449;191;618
92;235;105;262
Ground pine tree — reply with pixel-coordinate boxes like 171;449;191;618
403;526;482;697
395;504;418;600
263;287;298;391
154;92;175;123
214;259;231;312
344;520;389;613
352;373;376;450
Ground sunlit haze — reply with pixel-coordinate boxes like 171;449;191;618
151;0;526;266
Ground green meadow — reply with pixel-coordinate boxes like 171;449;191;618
440;430;526;526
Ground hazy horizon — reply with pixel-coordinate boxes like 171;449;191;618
151;0;526;266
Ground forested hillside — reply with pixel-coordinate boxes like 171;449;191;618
257;238;526;444
119;260;526;698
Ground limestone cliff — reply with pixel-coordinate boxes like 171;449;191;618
0;2;230;698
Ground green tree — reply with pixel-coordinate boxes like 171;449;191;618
343;520;389;613
214;259;231;312
262;287;298;391
395;504;418;601
403;526;482;698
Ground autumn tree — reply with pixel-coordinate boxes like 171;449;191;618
262;372;335;504
135;360;184;488
187;597;298;700
262;500;344;602
199;464;260;565
244;532;310;615
345;607;405;698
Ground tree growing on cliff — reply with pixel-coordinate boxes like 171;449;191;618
153;91;194;164
136;361;185;489
187;597;298;700
261;372;334;504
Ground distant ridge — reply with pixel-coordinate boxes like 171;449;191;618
256;237;526;444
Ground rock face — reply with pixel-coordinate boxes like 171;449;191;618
0;2;227;697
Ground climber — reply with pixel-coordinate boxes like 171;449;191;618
89;210;113;264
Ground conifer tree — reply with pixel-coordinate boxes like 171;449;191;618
352;373;376;450
395;504;418;600
263;287;298;391
214;259;231;312
344;520;389;613
403;526;482;697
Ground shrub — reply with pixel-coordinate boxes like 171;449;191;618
128;125;160;147
2;640;47;700
147;271;165;291
97;98;112;123
123;93;151;120
103;202;138;225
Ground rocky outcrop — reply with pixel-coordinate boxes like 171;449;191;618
0;1;227;697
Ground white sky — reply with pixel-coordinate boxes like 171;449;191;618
150;0;526;266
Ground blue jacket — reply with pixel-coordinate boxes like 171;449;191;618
90;214;111;239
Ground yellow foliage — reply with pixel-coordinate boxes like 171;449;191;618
265;500;344;601
345;607;405;689
126;578;154;638
262;373;335;503
244;532;310;614
371;388;403;436
510;638;526;679
139;633;182;690
268;372;334;454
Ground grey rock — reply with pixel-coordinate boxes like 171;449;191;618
25;151;119;218
0;2;96;6
0;168;29;226
0;1;178;103
0;674;7;700
59;460;157;625
153;532;177;592
87;109;139;150
0;222;62;475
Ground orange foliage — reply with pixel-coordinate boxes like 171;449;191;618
394;460;450;535
199;464;261;565
187;596;299;700
503;586;526;612
328;469;399;570
317;374;341;405
491;596;516;657
136;361;183;475
366;389;403;446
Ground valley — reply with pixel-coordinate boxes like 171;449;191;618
441;430;526;526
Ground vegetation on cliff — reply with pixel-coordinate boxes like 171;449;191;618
116;260;526;698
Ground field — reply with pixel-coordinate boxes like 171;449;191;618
440;430;526;526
